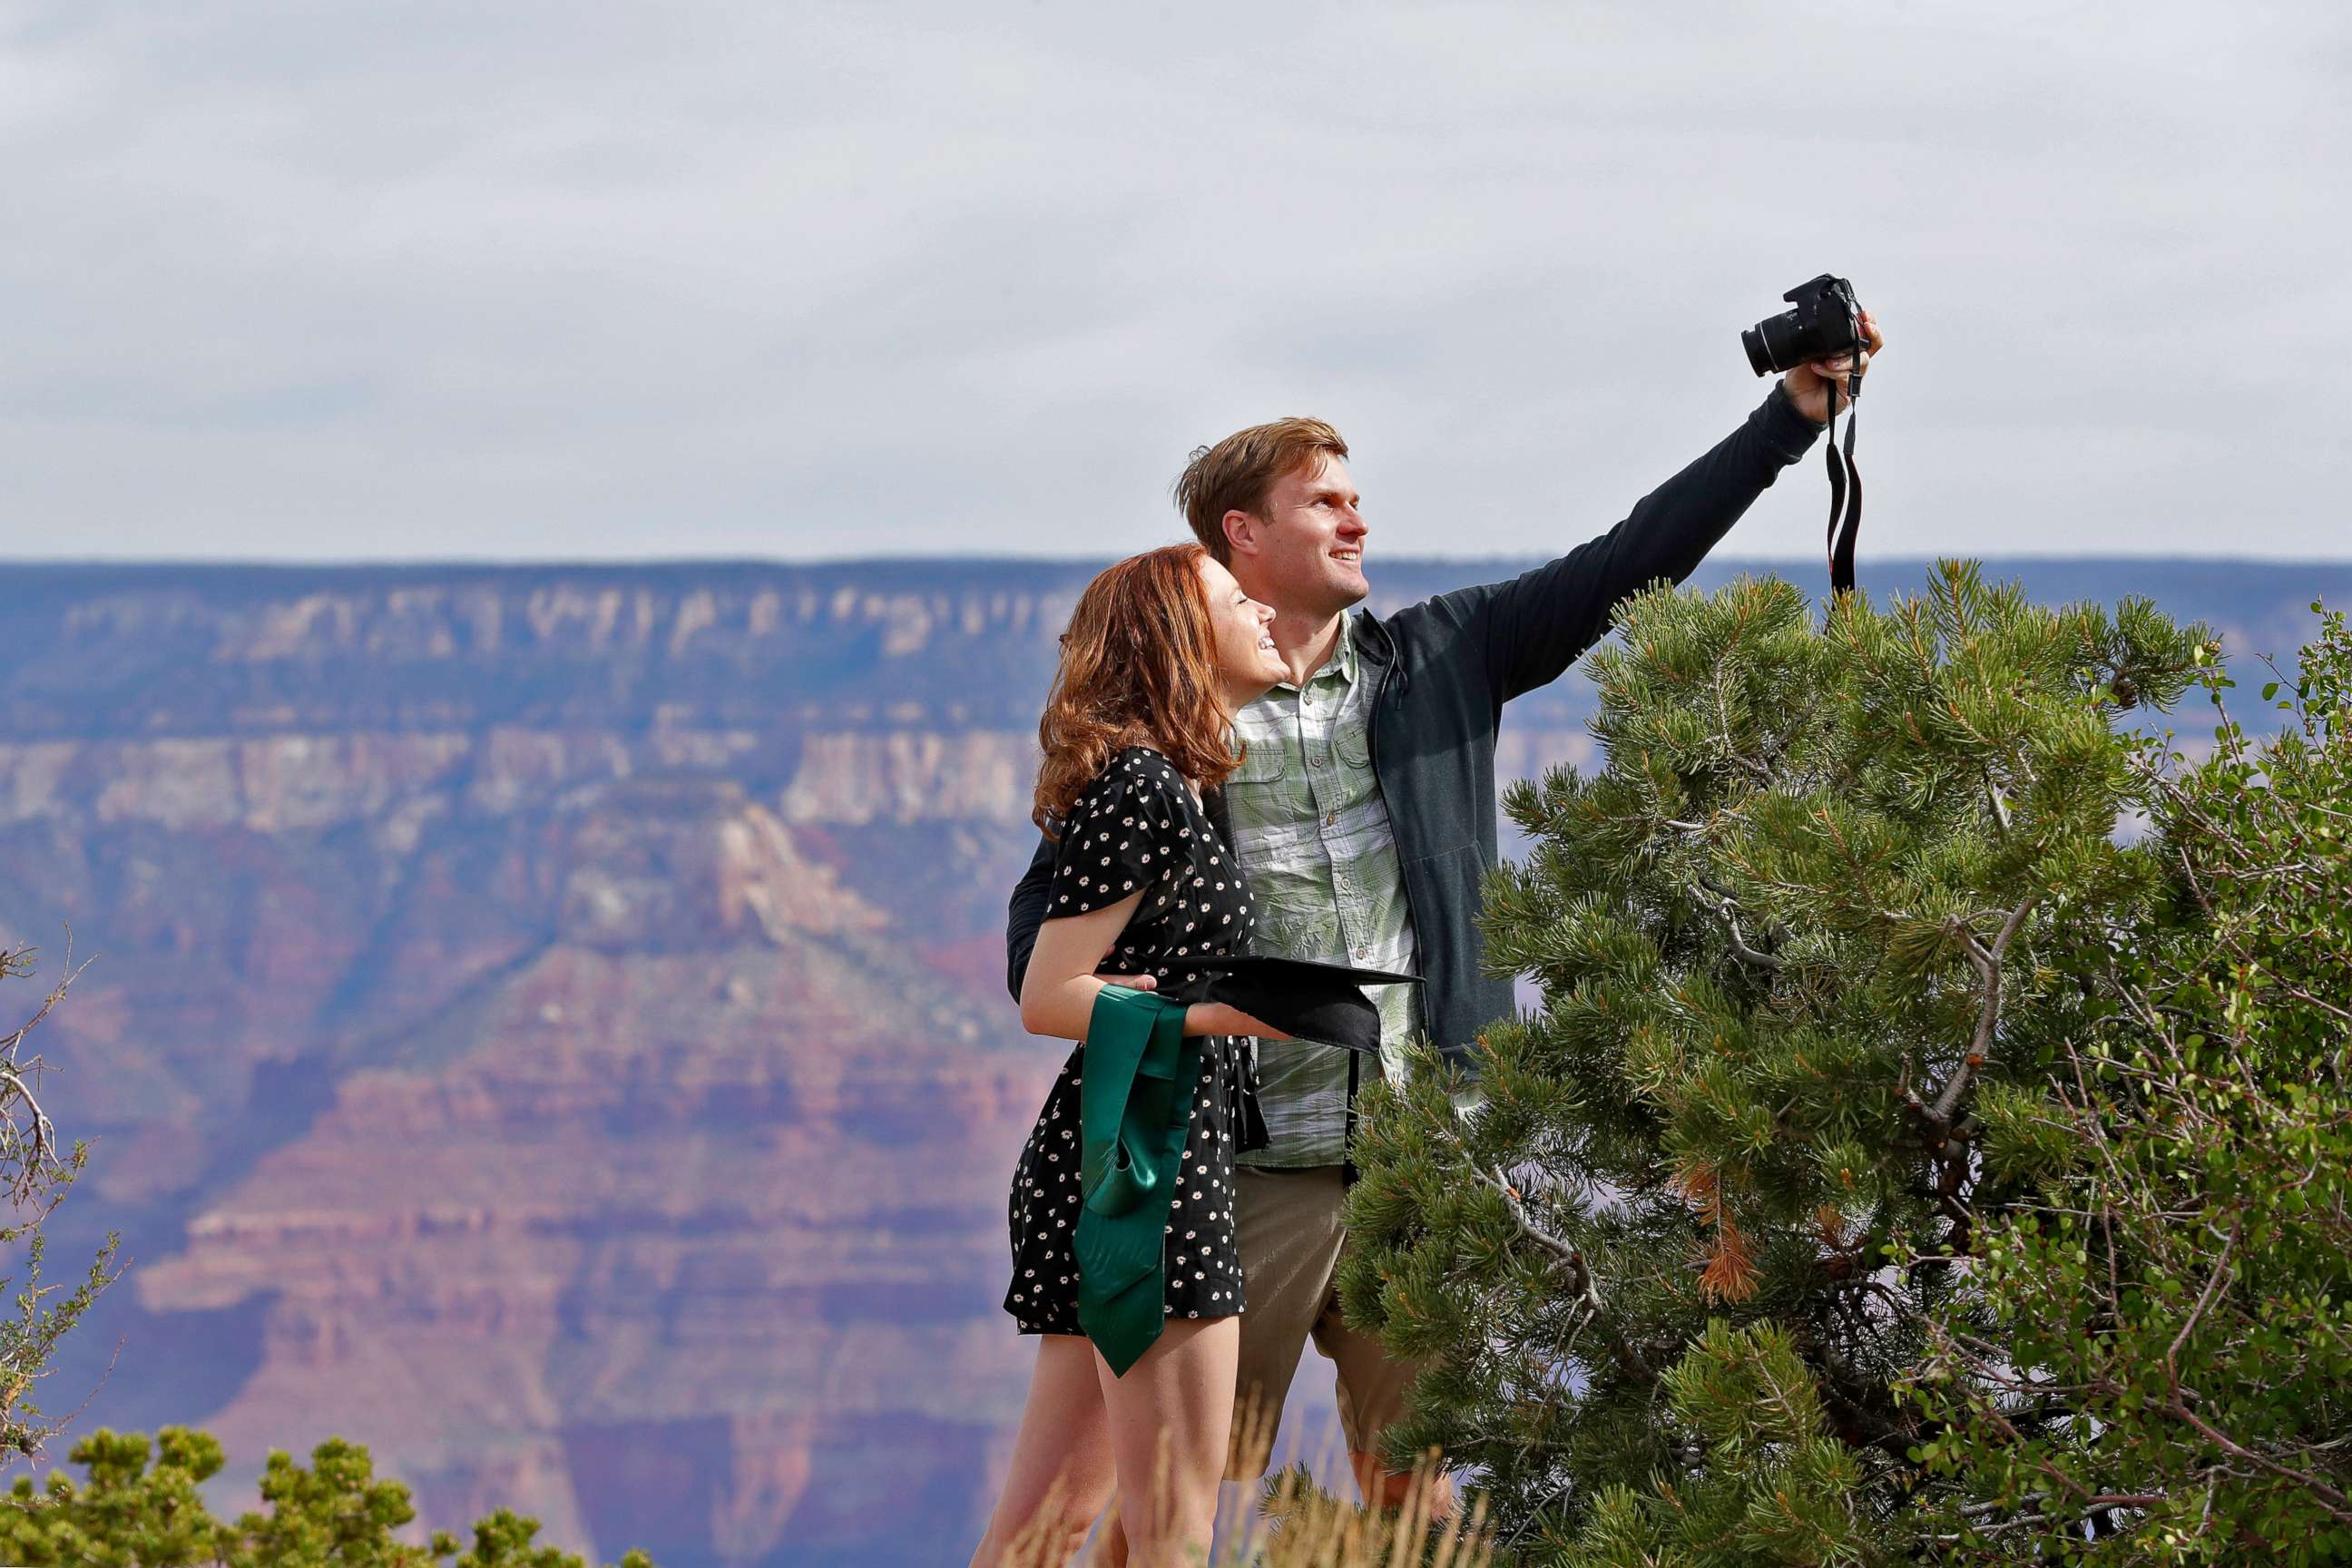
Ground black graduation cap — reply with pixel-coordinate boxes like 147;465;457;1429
1154;955;1421;1054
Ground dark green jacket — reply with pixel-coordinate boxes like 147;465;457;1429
1009;387;1821;1070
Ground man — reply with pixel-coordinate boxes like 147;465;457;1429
1005;315;1883;1511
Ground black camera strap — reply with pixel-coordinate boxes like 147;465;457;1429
1823;369;1862;594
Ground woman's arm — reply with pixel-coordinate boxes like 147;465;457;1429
1017;896;1285;1043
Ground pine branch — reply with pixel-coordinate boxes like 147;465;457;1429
1980;765;2014;837
1469;1164;1652;1386
1921;895;2037;1131
1693;880;1786;970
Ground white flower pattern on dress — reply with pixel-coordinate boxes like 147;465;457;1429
1004;748;1254;1335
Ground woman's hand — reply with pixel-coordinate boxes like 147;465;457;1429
1185;1001;1290;1042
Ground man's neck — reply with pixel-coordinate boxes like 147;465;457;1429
1267;604;1347;688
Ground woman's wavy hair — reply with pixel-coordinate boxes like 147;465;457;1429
1033;543;1241;836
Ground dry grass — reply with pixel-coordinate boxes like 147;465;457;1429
1242;1460;1491;1568
990;1396;1493;1568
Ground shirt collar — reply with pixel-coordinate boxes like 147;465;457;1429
1331;612;1360;684
1276;612;1357;692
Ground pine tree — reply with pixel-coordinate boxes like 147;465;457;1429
1338;564;2207;1563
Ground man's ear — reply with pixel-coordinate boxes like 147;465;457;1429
1221;509;1260;559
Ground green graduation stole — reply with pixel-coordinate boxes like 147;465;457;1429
1074;984;1201;1377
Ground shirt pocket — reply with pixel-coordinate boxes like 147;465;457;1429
1334;714;1373;771
1228;739;1288;794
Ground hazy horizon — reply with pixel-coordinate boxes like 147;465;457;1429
6;549;2347;571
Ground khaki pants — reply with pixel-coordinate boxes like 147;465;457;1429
1226;1164;1425;1480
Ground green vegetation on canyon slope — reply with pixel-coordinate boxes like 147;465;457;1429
1;1428;653;1568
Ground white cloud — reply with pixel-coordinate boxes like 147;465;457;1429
0;0;2345;562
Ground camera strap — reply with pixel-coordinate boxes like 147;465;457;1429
1824;370;1862;594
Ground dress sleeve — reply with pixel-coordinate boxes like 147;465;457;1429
1044;762;1181;918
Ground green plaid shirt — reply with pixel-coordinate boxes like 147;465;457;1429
1224;614;1424;1168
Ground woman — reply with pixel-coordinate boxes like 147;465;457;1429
969;543;1289;1568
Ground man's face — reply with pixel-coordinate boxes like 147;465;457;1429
1225;452;1368;619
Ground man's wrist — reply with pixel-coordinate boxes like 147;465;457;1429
1757;380;1824;461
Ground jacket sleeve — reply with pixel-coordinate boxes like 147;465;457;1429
1438;384;1820;705
1005;831;1057;1003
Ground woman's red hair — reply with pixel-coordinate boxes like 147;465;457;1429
1034;543;1240;835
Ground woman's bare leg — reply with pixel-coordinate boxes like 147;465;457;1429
1095;1317;1238;1568
971;1335;1117;1567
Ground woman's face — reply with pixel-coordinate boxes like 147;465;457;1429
1199;554;1283;703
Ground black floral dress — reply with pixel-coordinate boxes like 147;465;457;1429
1004;747;1258;1336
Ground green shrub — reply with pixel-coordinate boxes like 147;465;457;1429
1913;604;2352;1563
1340;565;2209;1563
0;1426;654;1568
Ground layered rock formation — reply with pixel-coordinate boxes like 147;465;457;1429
0;557;2337;1566
134;778;1044;1557
0;564;1102;1565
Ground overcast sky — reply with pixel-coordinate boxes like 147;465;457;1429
2;2;2346;564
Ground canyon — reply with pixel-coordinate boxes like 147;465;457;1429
0;556;2338;1565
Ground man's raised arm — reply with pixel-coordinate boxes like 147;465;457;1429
1463;384;1821;704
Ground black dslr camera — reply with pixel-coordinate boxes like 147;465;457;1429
1743;273;1870;593
1742;273;1864;377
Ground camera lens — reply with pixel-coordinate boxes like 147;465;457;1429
1742;318;1796;377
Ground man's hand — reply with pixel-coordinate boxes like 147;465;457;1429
1779;308;1885;426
